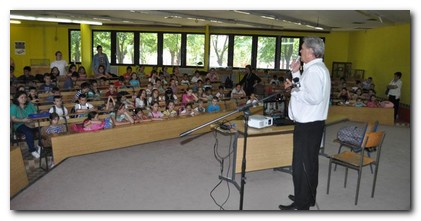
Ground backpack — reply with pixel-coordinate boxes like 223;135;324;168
337;126;364;151
225;77;233;89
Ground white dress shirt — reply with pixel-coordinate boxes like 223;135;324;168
288;58;331;123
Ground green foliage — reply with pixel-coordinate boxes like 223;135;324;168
186;34;205;66
93;31;111;59
233;36;252;67
210;35;229;67
139;33;158;65
116;32;134;64
70;30;81;63
163;33;181;65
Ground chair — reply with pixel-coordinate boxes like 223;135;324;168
327;131;386;205
334;120;379;173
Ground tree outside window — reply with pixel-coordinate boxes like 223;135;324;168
257;36;276;69
186;34;205;67
163;33;181;66
209;35;229;68
116;32;134;64
233;36;252;68
70;30;81;63
93;31;111;60
280;37;300;69
139;33;158;65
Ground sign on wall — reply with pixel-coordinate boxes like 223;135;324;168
14;41;26;55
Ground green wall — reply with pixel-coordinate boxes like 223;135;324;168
10;22;410;104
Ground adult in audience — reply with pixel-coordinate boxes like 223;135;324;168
386;71;403;119
92;45;110;76
239;65;261;96
10;91;40;158
50;51;68;76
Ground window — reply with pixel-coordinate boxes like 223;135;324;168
69;30;81;64
186;34;205;67
209;35;229;68
116;32;134;64
93;31;112;60
280;37;300;69
163;33;181;66
139;33;158;65
257;36;276;69
233;35;252;68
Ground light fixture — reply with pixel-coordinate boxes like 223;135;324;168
10;20;21;24
233;10;250;15
314;16;323;30
261;15;276;20
10;14;102;25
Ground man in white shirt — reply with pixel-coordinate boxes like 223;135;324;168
279;37;331;210
387;71;403;119
50;51;68;76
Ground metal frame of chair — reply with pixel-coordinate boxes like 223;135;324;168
327;131;385;205
334;121;379;173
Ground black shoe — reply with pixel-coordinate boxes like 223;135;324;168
288;194;295;201
279;203;297;210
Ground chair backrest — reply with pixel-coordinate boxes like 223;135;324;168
363;131;385;149
360;120;379;146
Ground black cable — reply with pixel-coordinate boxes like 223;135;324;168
302;162;320;210
209;124;235;210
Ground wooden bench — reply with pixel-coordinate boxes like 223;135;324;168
51;106;263;164
328;105;394;126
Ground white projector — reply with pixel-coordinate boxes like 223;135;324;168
247;115;273;129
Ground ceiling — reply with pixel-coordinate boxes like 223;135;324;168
10;10;411;32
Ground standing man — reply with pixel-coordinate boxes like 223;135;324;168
92;45;110;76
239;65;261;97
50;51;68;76
387;71;403;120
279;37;331;210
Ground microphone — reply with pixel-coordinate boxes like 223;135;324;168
292;77;301;88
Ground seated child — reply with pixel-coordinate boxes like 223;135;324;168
148;101;164;120
41;113;67;148
179;103;196;116
73;94;96;118
246;93;259;107
110;102;135;126
366;95;380;108
194;100;207;114
83;111;105;131
133;108;152;123
207;98;221;113
48;96;69;120
163;101;178;118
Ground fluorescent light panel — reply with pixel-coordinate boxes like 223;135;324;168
10;14;102;25
10;20;21;24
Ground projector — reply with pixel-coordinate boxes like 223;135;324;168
247;115;273;129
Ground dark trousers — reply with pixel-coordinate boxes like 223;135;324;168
16;124;37;153
292;121;325;210
388;95;400;119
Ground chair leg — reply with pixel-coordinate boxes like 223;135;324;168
327;159;333;194
334;144;344;171
367;152;374;174
38;146;49;172
372;163;379;198
355;169;362;205
344;167;348;188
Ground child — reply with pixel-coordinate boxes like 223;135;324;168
135;89;148;109
110;102;135;126
191;70;202;83
203;78;213;91
114;76;126;89
180;73;190;86
148;101;164;120
105;84;119;97
197;87;208;102
366;95;379;108
179;103;195;116
354;98;366;107
338;87;351;103
78;66;87;80
148;89;163;106
74;82;91;102
246;93;259;107
133;108;151;123
215;85;226;101
123;66;133;81
194;100;207;114
206;68;219;82
88;79;101;100
104;95;116;113
163;101;178;118
146;82;153;98
181;88;198;106
74;94;96;118
47;86;61;103
49;96;69;120
164;87;178;105
269;74;280;86
231;84;246;99
129;72;141;88
117;94;135;109
83;111;105;131
40;113;67;167
28;86;39;103
207;98;221;113
39;73;56;93
64;72;79;90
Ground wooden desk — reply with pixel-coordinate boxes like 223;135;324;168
232;114;349;173
10;146;28;197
